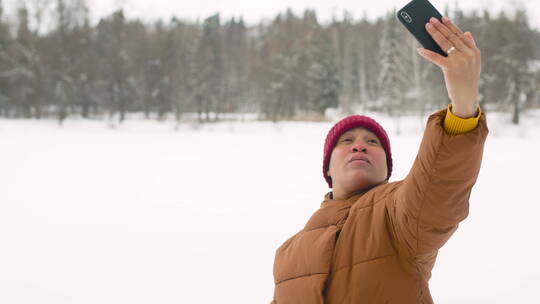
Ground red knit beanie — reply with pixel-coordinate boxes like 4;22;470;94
323;115;392;188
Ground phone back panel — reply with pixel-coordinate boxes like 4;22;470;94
396;0;447;57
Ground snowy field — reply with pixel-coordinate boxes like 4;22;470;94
1;108;539;303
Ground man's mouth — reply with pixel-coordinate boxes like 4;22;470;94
349;156;370;164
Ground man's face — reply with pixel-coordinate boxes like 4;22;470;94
327;127;388;191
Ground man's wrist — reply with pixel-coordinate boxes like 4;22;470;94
451;102;479;118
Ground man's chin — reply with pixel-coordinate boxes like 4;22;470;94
341;174;373;186
346;170;371;180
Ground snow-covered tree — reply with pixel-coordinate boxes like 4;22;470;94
377;10;406;118
306;26;341;115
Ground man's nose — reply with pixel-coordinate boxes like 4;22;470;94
352;143;367;152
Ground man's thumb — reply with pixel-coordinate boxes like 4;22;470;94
417;48;444;68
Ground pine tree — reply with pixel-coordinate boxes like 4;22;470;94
196;13;223;121
377;10;403;116
0;0;9;116
306;27;341;116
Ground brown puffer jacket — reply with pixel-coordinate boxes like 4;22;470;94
270;107;488;303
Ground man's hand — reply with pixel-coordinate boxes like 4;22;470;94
417;16;481;118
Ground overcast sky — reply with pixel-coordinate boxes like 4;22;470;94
4;0;540;30
89;0;539;29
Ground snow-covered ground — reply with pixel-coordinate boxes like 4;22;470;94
1;108;539;303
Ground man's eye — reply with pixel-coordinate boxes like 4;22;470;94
368;139;378;144
341;138;352;143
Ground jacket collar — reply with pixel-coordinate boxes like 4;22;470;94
322;180;389;207
303;180;389;231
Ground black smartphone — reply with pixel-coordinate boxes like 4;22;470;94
396;0;447;57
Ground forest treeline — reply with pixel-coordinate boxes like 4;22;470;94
0;0;539;125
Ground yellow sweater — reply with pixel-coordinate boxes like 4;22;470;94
443;103;482;135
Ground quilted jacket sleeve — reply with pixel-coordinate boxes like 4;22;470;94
386;105;488;262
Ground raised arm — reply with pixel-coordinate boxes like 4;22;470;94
386;16;488;263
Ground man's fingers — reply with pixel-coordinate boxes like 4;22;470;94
442;16;465;36
465;32;477;48
426;22;452;54
429;17;470;52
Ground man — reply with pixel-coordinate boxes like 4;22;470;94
271;16;488;303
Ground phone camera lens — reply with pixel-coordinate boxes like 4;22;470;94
400;11;413;23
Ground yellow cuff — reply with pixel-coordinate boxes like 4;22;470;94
443;103;482;135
